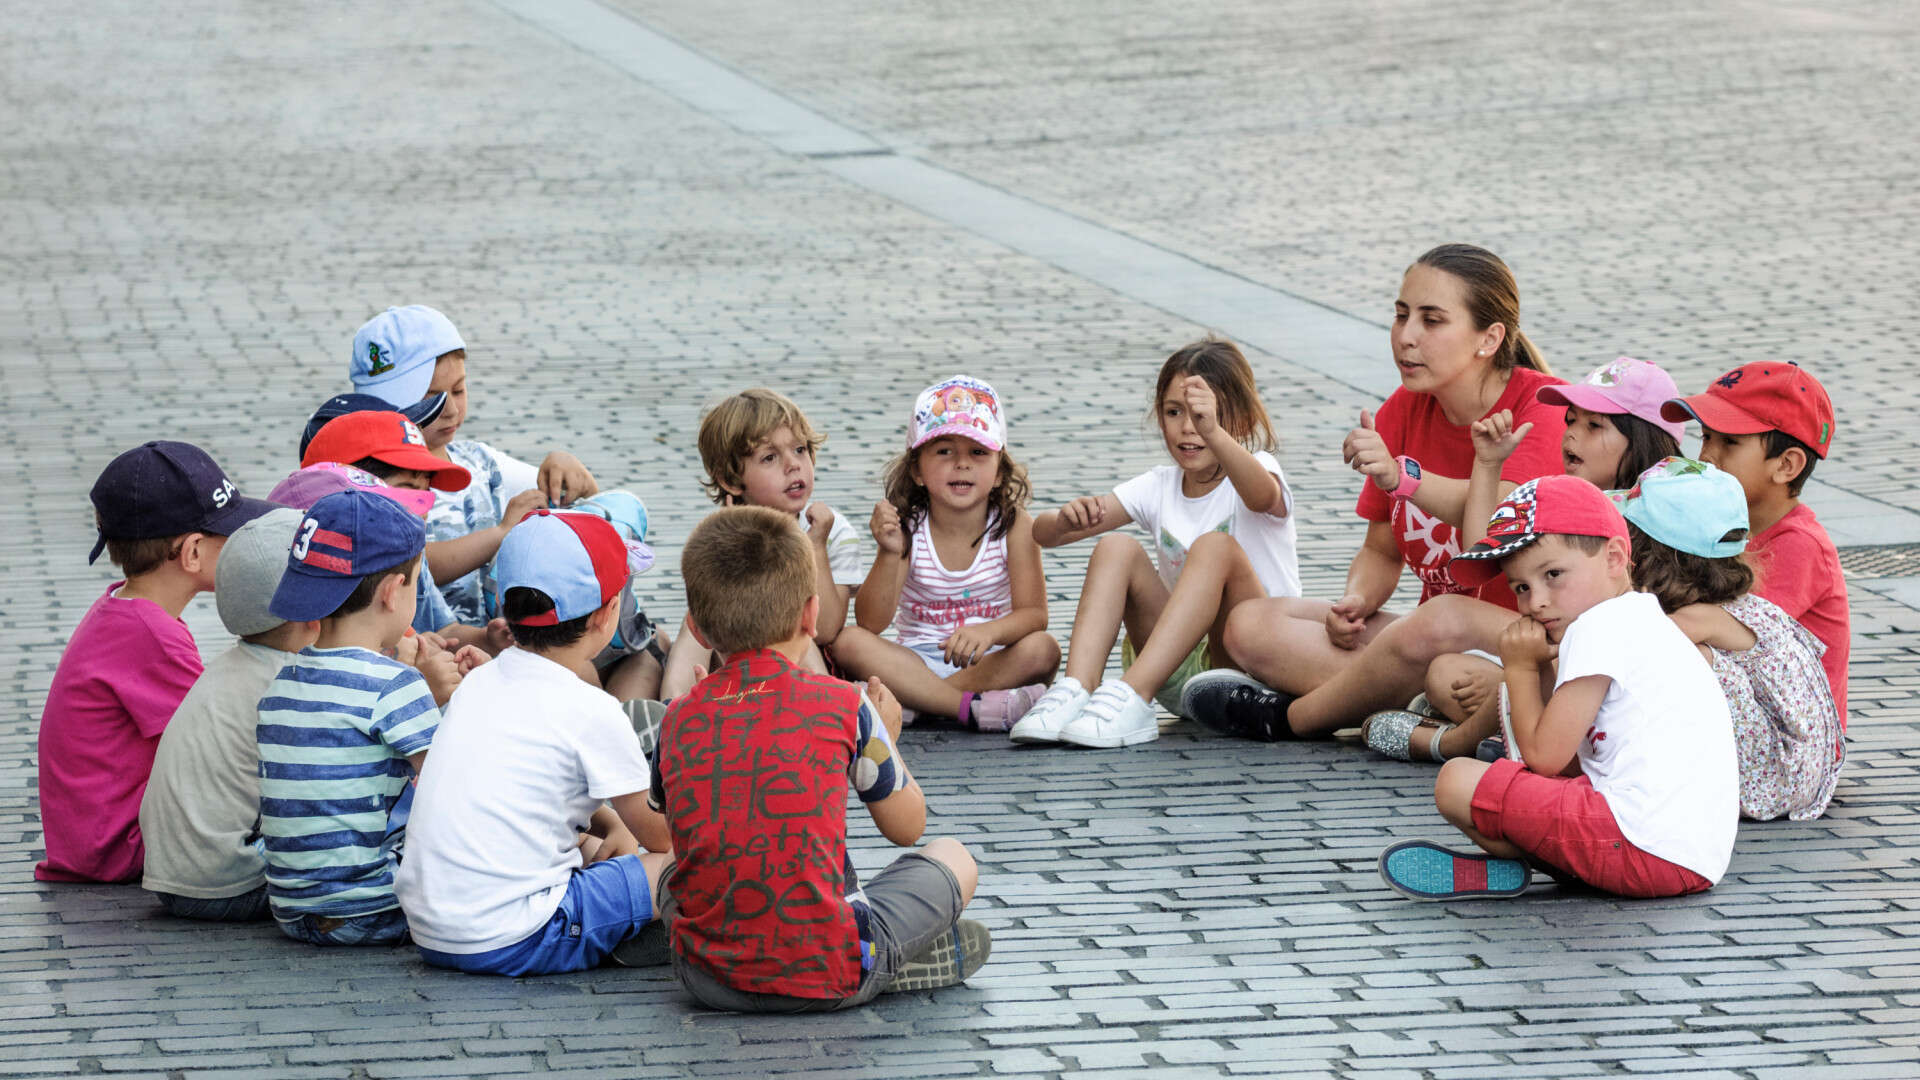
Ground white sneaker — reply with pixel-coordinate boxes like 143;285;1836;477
1007;677;1089;744
1057;680;1159;748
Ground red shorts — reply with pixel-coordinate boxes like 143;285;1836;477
1470;758;1712;899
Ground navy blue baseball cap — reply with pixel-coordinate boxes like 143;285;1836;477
299;392;447;459
89;441;281;564
269;490;427;621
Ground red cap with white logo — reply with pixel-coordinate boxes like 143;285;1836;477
301;411;471;491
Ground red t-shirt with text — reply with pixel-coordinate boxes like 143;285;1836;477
1356;367;1568;606
650;649;902;999
1749;503;1850;724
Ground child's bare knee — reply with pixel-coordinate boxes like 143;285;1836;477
921;837;977;905
1425;653;1467;700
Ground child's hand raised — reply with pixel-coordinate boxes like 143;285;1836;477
410;634;464;707
1471;409;1532;468
484;617;514;655
451;645;489;676
1182;375;1220;439
870;500;905;555
1060;495;1106;531
1498;616;1558;668
805;503;837;547
1342;410;1401;493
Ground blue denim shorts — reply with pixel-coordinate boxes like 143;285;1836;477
416;854;654;977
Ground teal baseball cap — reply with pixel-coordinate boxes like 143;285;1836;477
1609;457;1750;558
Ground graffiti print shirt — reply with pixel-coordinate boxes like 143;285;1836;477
651;649;902;999
1354;368;1566;606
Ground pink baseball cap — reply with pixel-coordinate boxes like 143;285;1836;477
268;462;437;517
909;375;1007;452
1536;356;1686;441
1447;475;1628;588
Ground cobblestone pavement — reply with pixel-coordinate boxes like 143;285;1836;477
3;1;1917;1077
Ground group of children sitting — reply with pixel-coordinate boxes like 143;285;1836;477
35;289;1852;1011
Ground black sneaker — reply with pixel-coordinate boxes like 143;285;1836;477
1179;669;1296;741
607;921;670;968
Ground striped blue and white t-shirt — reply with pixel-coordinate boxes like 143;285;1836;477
256;646;440;920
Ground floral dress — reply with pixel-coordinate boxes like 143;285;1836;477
1709;594;1845;821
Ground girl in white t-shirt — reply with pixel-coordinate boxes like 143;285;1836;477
1012;338;1298;749
829;376;1062;732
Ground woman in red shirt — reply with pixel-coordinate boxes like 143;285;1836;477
1183;244;1567;740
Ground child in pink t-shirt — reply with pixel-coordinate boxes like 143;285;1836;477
36;442;278;883
1664;362;1849;723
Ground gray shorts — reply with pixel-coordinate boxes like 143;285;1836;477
663;850;962;1012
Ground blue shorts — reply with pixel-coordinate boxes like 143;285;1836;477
416;855;655;977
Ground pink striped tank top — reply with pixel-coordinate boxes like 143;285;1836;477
891;515;1012;648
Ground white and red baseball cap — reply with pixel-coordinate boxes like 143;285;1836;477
494;509;653;625
1447;475;1628;588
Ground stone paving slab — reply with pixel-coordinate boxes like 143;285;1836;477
3;1;1919;1077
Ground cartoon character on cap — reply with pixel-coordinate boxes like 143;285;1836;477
910;375;1006;451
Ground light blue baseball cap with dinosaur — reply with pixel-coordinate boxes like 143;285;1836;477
350;305;465;407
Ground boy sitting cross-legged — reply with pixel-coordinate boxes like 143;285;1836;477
395;509;673;975
1378;476;1739;902
140;508;315;921
660;388;863;699
39;441;278;883
257;490;441;946
653;506;988;1011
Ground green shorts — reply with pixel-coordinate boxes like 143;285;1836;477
1121;635;1211;718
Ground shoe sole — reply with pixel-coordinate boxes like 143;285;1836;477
890;918;991;991
1377;839;1530;902
1055;724;1159;749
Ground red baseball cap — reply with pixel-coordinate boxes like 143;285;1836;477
301;411;472;491
1660;362;1834;459
1448;475;1628;589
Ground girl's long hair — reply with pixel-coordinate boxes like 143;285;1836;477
1603;414;1681;489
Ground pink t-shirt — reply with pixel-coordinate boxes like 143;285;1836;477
36;584;203;882
1749;504;1850;726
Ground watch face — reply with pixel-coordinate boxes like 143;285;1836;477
1404;459;1422;480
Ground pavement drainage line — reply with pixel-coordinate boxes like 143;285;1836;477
494;0;1920;552
490;0;1393;402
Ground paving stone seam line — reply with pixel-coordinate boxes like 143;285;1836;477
488;0;1920;556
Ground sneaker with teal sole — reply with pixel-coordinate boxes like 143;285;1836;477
1378;839;1531;901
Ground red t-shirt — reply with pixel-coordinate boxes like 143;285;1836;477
37;584;203;883
1749;504;1849;725
1356;367;1568;606
650;649;902;999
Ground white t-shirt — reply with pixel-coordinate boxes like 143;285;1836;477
1555;590;1739;883
802;502;863;588
394;647;651;954
139;642;293;899
1112;451;1300;599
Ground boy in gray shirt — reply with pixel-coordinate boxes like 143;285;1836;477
139;509;316;920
